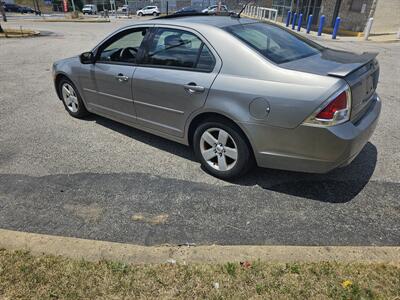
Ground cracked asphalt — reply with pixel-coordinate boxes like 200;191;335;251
0;19;399;246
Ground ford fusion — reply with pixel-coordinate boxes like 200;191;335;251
52;15;381;179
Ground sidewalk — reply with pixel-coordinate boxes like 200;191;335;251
245;15;399;43
278;20;399;43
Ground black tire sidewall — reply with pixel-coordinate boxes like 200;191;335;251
58;78;89;118
193;120;252;179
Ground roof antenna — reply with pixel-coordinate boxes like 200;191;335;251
233;0;254;18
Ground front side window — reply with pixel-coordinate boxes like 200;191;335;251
224;22;322;64
98;28;149;64
143;28;215;72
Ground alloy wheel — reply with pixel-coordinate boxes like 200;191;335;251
200;128;238;171
61;83;79;113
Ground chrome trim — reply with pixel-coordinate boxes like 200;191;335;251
83;88;97;94
98;91;133;103
136;116;182;133
83;88;133;103
90;103;136;119
135;100;185;114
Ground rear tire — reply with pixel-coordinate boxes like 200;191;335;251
152;11;157;16
58;78;89;119
193;119;253;179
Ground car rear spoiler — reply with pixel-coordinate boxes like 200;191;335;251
327;52;378;78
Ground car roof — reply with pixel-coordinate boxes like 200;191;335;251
149;15;257;29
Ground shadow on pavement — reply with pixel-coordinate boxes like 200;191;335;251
87;114;377;204
90;114;196;162
232;142;378;203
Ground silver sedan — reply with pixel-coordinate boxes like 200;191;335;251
52;15;381;179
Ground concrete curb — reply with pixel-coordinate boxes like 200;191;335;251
34;19;110;23
0;229;399;264
0;29;40;38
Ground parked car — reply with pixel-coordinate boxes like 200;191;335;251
52;15;381;179
136;5;159;16
19;6;40;14
3;3;22;12
117;4;130;14
201;4;228;13
174;6;201;15
82;4;97;15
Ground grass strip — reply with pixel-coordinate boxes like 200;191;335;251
0;249;399;299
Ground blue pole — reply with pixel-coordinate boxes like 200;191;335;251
297;13;303;31
306;14;313;33
317;15;325;36
332;17;341;39
285;11;292;27
292;13;297;30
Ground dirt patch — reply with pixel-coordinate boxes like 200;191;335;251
132;213;169;225
64;203;103;223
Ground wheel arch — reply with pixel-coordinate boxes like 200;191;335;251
54;73;90;111
186;111;255;158
54;73;70;100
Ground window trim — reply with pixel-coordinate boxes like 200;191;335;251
223;21;324;65
94;26;152;66
138;25;219;73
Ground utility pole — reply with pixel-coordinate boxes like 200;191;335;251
0;1;7;32
71;0;76;11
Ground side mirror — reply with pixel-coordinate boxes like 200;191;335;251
80;51;95;64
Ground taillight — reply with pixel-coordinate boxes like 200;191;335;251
315;91;347;120
303;86;351;127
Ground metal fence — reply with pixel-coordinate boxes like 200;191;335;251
243;5;278;22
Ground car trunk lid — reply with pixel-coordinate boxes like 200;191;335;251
281;48;379;122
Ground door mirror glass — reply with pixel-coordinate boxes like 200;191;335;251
80;51;95;64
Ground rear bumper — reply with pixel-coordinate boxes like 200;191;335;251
242;94;381;173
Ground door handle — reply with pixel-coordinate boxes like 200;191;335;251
183;82;205;94
115;73;129;82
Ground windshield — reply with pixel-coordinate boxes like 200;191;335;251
224;22;322;64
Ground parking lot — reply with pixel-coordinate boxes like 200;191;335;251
0;19;399;246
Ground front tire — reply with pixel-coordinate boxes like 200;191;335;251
193;119;253;179
58;78;89;118
138;12;143;16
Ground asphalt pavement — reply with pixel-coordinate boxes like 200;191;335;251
0;19;399;246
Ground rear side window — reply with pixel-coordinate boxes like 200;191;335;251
143;27;216;72
224;22;322;64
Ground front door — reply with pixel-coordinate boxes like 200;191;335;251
83;27;150;124
133;26;221;137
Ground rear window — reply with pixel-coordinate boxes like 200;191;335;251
224;22;322;64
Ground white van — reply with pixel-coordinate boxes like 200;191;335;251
82;4;98;15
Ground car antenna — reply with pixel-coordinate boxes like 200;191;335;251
233;0;254;18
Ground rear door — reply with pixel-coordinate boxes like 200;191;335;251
144;6;151;14
132;26;221;137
